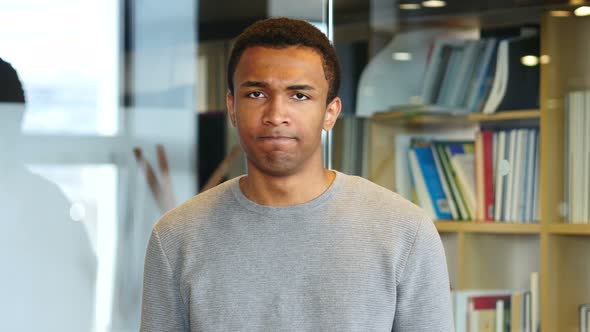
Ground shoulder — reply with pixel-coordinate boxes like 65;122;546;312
335;172;431;224
334;172;434;251
152;177;241;240
333;173;439;283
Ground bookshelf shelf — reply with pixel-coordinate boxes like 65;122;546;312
435;221;542;234
467;110;540;122
372;109;540;126
547;224;590;236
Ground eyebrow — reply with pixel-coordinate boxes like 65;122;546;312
287;84;315;91
240;81;316;91
241;81;267;88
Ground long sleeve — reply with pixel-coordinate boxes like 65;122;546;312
393;217;454;332
140;228;189;332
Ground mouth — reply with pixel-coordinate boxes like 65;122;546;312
258;135;297;141
257;136;298;147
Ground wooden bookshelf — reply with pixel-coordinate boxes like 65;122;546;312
547;224;590;236
372;108;540;125
435;221;542;234
540;13;590;332
467;109;540;122
365;12;590;331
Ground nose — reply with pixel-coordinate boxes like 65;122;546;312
262;96;290;126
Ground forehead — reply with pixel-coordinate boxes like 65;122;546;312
234;46;326;84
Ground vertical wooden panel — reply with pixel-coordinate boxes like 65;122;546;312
540;13;590;331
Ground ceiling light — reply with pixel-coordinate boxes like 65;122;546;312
392;52;412;61
422;0;446;8
574;6;590;16
550;10;571;17
521;55;539;67
400;3;421;10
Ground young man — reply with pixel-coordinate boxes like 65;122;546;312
141;18;453;331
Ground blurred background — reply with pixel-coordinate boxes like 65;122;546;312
1;0;588;331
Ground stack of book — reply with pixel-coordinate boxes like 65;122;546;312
408;139;475;221
419;32;539;114
452;272;539;332
406;128;539;223
565;90;590;224
483;128;540;223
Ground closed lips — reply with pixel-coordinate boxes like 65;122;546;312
258;136;296;140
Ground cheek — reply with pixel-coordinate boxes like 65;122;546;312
235;117;258;143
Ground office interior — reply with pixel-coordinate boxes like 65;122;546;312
1;0;589;331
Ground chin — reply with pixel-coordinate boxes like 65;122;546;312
260;164;299;177
250;158;300;177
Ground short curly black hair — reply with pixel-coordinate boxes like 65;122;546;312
227;17;341;103
0;57;25;104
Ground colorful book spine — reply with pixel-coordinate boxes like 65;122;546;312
482;130;495;221
411;146;453;220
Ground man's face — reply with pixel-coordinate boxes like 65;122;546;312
227;45;341;177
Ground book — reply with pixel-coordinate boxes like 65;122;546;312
434;141;475;221
482;35;540;114
566;91;586;223
493;131;508;221
512;129;529;222
394;132;464;200
530;272;539;332
580;303;590;332
409;144;453;220
482;38;509;114
451;152;477;218
432;144;459;219
496;299;506;332
468;294;511;332
510;292;523;332
584;92;590;222
482;130;495;221
528;129;537;222
573;91;587;224
437;45;465;106
443;40;485;107
466;38;499;113
394;134;418;200
565;94;571;222
532;134;540;223
446;142;476;219
475;132;485;221
422;40;455;105
453;289;515;332
435;142;470;220
504;129;517;222
452;40;486;108
421;38;484;111
409;148;437;219
524;292;531;332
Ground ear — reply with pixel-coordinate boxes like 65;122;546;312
322;96;342;131
227;92;237;128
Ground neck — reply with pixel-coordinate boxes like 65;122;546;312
240;166;336;206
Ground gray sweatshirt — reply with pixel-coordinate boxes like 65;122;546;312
140;171;453;331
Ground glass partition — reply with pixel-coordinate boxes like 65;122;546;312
1;0;196;331
0;0;331;331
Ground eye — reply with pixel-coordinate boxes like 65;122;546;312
247;91;265;99
292;93;309;101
